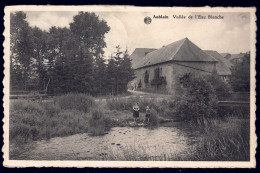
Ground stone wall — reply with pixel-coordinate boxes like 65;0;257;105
132;63;173;93
131;61;216;94
170;61;216;93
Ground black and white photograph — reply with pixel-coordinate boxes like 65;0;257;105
3;6;256;168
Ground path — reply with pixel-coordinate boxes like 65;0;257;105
94;90;170;102
128;90;171;98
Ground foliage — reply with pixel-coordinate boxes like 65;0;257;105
192;118;249;161
205;73;232;99
150;68;166;88
149;109;159;126
93;56;108;96
230;53;250;92
54;93;96;113
10;11;35;91
10;11;135;96
10;12;134;96
9;100;90;145
88;109;111;136
106;46;135;95
172;74;218;122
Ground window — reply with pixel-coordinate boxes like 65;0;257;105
144;70;149;84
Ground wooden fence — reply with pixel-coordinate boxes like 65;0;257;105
218;92;250;107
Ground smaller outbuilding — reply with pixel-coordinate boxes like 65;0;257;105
204;50;232;81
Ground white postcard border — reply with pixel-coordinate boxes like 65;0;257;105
2;5;257;168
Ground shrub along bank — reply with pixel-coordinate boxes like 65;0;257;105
10;94;101;145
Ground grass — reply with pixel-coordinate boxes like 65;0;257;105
10;100;90;145
148;109;160;126
10;93;250;161
97;145;183;161
88;109;111;136
54;93;96;113
10;94;101;145
191;117;250;161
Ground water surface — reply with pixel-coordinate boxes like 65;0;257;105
14;126;198;160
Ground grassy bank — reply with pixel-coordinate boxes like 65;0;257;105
10;93;111;145
189;117;250;161
10;94;162;145
10;93;250;161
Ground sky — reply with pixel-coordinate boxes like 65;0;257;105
25;11;250;58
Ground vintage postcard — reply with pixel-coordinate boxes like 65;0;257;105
3;6;256;168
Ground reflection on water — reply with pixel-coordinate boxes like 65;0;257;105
16;126;199;160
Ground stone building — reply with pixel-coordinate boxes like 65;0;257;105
128;38;220;94
204;50;232;81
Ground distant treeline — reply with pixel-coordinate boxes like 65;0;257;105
10;11;135;96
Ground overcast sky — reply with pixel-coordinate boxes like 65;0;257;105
25;11;250;58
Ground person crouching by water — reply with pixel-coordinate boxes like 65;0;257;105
144;106;151;123
132;102;140;122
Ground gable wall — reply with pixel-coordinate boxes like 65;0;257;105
133;63;173;93
171;61;217;93
131;61;216;94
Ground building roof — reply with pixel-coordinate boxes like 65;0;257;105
220;53;231;59
229;53;245;62
133;38;217;69
204;50;232;76
128;48;157;69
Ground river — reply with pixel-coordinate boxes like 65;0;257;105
11;125;200;160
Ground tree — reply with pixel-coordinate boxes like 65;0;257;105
118;49;135;93
67;12;110;94
10;11;34;90
93;56;107;96
205;73;232;99
173;74;218;122
10;11;114;96
31;27;48;90
69;12;110;59
105;46;135;95
230;53;250;92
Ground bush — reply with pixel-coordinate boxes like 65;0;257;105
9;99;90;145
54;93;96;113
205;74;232;99
149;109;159;126
30;127;40;140
173;74;218;123
10;100;45;115
88;109;111;136
10;124;30;143
230;53;250;92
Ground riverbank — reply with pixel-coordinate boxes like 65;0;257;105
9;93;250;161
9;94;168;146
10;117;249;161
